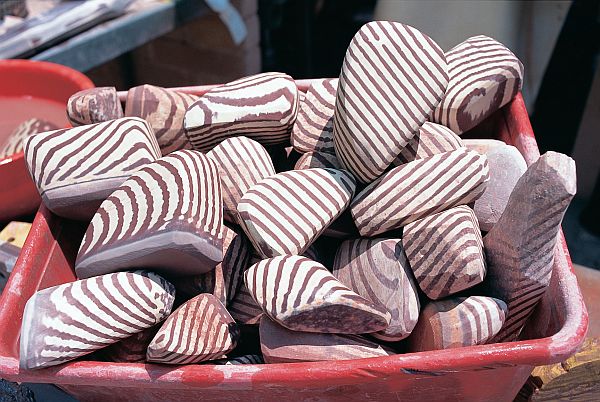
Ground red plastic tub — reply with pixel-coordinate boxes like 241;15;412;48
0;60;94;222
0;83;588;401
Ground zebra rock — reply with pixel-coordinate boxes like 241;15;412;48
407;296;507;352
0;118;58;158
245;255;391;333
350;148;489;236
294;151;342;170
259;316;392;363
75;150;223;279
333;21;448;183
484;151;576;342
392;122;463;166
125;84;199;155
403;206;486;299
184;72;299;152
291;78;337;154
463;139;505;155
228;281;263;325
67;87;124;126
212;354;264;365
20;271;175;369
238;168;356;258
23;117;161;221
206;136;276;224
433;35;524;135
147;294;238;364
102;325;159;363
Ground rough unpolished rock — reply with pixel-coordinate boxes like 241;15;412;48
67;87;124;126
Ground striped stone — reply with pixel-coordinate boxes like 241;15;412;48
463;139;505;155
184;72;299;152
67;87;124;127
0;118;58;158
75;150;223;279
403;206;486;299
392;122;463;166
212;354;264;365
228;281;263;325
294;151;342;170
206;136;275;224
433;35;524;134
333;238;420;341
238;168;356;258
245;255;390;333
407;296;507;352
23;117;161;221
484;151;576;342
102;326;159;363
147;294;238;364
125;84;199;155
351;148;489;236
333;21;448;183
20;271;175;369
291;78;337;154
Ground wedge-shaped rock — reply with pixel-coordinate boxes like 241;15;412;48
23;117;161;221
212;354;264;365
392;122;463;166
333;238;419;341
333;21;448;183
0;118;58;158
484;152;576;342
294;151;342;170
207;136;275;224
351;148;489;236
407;296;507;352
102;326;159;363
238;168;355;258
125;84;199;155
433;35;524;134
20;271;175;369
228;281;263;325
291;78;337;154
260;316;392;363
75;150;223;279
245;255;390;333
184;72;298;152
67;87;124;126
147;294;238;364
403;206;486;299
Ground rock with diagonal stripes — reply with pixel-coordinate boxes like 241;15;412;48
333;21;448;183
245;255;390;333
147;293;238;364
19;271;175;369
184;72;299;152
228;281;263;325
484;151;576;342
294;151;343;170
350;148;489;236
23;117;161;221
432;35;524;134
0;118;58;158
403;205;486;299
75;150;223;279
67;87;124;126
392;122;463;166
238;168;356;258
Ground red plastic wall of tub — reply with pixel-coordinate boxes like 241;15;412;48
0;85;588;401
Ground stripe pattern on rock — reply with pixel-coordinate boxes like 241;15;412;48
228;281;263;325
294;151;343;170
0;118;58;158
67;87;124;126
19;271;175;369
333;21;448;183
350;148;489;236
75;150;223;279
392;122;463;166
184;72;299;152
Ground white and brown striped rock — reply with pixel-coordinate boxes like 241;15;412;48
67;87;124;127
291;78;337;154
126;85;199;155
0;118;58;158
484;152;576;342
259;316;392;363
206;136;275;224
407;296;507;352
350;148;489;236
333;238;420;341
184;72;299;152
75;150;223;279
23;117;161;221
333;21;448;183
463;139;505;155
147;293;238;364
238;168;356;258
212;354;264;365
245;255;390;333
433;35;524;135
228;281;263;325
102;326;159;363
392;122;463;166
20;271;175;369
294;151;342;170
403;206;486;299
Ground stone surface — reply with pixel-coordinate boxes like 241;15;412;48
392;122;463;166
0;118;58;158
75;150;223;279
294;151;343;170
463;139;505;155
67;87;124;127
102;326;159;363
23;117;161;221
20;271;175;369
228;281;263;325
350;148;489;236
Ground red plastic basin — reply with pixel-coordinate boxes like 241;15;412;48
0;84;588;401
0;59;94;222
